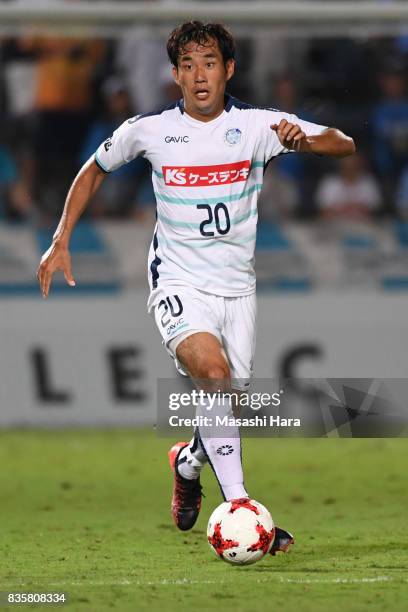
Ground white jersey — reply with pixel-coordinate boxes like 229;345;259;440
94;95;326;309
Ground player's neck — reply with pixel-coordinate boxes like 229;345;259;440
183;100;226;123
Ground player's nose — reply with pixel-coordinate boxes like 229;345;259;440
194;66;207;82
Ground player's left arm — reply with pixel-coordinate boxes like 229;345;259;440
271;119;355;157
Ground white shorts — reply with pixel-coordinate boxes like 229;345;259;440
151;286;257;390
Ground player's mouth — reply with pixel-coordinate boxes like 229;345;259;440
194;88;210;100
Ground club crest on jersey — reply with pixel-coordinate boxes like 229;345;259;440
225;128;242;146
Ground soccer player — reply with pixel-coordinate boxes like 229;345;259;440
37;22;355;555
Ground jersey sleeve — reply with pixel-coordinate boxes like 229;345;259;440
94;117;146;173
261;109;328;163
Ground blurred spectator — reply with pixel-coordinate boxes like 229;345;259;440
116;28;173;113
273;75;316;184
258;166;299;222
316;154;382;220
2;38;36;120
158;62;181;106
271;75;322;216
18;35;105;217
0;142;30;221
80;76;153;218
371;69;408;186
250;33;308;105
396;165;408;221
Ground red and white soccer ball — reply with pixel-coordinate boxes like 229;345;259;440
207;498;275;565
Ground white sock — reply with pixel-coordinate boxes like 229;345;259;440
177;434;207;480
197;393;248;501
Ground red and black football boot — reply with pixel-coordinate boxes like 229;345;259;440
168;442;203;531
270;527;294;555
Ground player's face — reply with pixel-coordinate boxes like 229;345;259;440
172;39;235;121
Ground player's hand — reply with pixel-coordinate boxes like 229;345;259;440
271;119;306;152
37;241;76;299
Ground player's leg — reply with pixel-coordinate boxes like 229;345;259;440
152;290;246;527
173;331;229;481
176;332;249;502
167;330;209;479
221;294;294;554
152;289;224;529
168;331;234;531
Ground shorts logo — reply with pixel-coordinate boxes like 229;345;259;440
225;128;242;146
167;317;185;335
163;160;250;187
216;444;234;456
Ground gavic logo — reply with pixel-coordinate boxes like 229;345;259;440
163;160;251;187
165;135;189;143
167;318;185;334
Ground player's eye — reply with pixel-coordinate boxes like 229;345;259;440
206;62;215;68
183;64;192;70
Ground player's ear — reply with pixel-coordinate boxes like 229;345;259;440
225;59;235;82
172;65;180;86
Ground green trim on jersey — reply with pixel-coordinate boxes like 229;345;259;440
154;183;263;206
94;152;109;173
167;322;189;338
250;161;265;169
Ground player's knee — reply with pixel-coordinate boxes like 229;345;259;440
205;362;230;383
197;362;231;392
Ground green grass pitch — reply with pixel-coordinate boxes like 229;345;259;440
0;430;407;611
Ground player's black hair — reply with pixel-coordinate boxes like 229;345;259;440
167;21;236;68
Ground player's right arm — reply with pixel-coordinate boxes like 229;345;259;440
37;157;106;298
37;116;146;297
263;109;355;160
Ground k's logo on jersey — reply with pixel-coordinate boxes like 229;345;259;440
163;160;250;187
